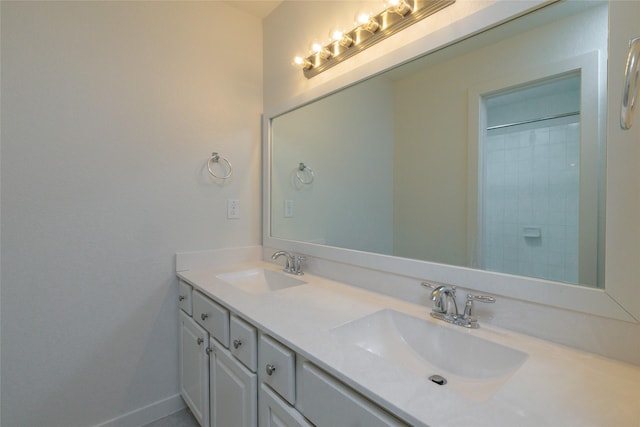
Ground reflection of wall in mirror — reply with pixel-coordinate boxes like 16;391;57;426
392;4;607;279
271;77;395;254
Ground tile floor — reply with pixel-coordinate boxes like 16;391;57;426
142;408;199;427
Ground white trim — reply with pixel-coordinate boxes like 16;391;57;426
94;394;185;427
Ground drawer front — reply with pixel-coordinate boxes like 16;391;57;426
192;291;230;347
259;335;296;405
298;362;408;427
230;315;258;372
259;383;313;427
178;281;193;315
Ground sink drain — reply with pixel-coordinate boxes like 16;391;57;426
429;374;447;385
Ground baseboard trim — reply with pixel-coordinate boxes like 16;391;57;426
95;394;186;427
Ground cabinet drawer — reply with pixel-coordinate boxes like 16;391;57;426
259;335;296;405
178;281;193;315
193;291;230;347
230;315;257;372
298;362;408;427
259;383;313;427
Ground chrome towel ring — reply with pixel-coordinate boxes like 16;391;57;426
296;162;314;184
621;36;640;130
207;152;232;179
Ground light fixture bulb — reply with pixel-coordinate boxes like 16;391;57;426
311;43;331;59
357;13;370;25
332;30;353;47
363;17;380;33
356;11;379;33
293;56;312;70
389;0;411;16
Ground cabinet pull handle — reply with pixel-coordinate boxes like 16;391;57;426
621;36;640;129
233;339;243;349
179;295;185;301
197;338;204;345
201;313;209;321
265;364;276;376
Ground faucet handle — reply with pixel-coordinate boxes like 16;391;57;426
421;281;456;293
466;293;496;303
292;255;306;275
462;293;496;328
421;281;437;289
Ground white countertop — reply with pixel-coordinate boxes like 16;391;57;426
178;261;640;427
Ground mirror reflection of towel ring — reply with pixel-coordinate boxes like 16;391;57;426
621;37;640;130
296;162;314;184
207;152;232;179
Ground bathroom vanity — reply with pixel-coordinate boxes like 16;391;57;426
177;256;640;427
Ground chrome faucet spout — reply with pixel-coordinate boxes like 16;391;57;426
271;250;291;260
430;285;457;316
444;288;459;317
271;250;305;275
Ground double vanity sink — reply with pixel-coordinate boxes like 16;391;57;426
179;259;640;426
216;267;526;397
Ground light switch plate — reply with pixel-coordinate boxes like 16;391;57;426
227;199;240;219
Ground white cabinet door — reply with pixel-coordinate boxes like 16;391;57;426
260;383;313;427
180;311;209;427
210;339;257;427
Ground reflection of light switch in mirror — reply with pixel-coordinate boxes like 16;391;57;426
284;200;294;218
227;199;240;219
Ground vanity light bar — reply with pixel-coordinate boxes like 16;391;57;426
294;0;455;79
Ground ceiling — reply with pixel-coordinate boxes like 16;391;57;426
223;1;283;19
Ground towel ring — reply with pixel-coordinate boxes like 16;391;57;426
621;37;640;130
296;162;314;184
207;152;232;179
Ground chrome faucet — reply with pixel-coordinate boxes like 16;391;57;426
422;281;495;328
271;250;306;275
430;285;459;317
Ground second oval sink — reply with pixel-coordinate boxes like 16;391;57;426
331;309;528;400
216;268;307;294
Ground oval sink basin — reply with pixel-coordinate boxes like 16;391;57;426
216;268;307;294
331;309;528;400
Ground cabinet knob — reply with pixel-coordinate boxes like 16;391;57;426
265;364;276;376
206;347;212;355
201;313;209;321
179;295;185;301
233;339;243;349
197;338;204;345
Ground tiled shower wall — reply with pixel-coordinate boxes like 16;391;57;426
482;121;580;283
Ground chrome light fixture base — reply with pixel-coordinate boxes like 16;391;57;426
301;0;455;79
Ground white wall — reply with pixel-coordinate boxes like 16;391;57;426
1;2;262;426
